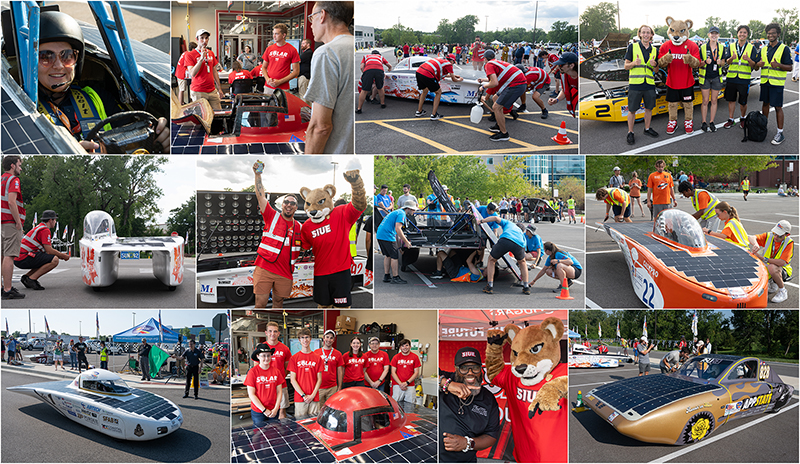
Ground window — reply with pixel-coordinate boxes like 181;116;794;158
360;412;391;432
728;360;758;380
653;209;706;249
317;406;347;433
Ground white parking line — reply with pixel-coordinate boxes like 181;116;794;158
408;264;437;288
586;249;621;254
651;402;799;463
558;244;586;253
740;218;799;227
585;297;602;309
569;381;612;388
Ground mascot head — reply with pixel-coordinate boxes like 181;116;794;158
666;17;693;46
299;184;336;224
505;316;564;386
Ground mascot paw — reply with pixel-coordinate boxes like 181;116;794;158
487;329;507;346
527;382;563;418
659;53;673;67
343;170;361;184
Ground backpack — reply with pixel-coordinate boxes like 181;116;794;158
742;111;768;142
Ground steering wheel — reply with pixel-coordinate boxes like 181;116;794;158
85;111;162;154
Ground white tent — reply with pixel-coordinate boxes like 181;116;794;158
652;34;665;45
490;40;502;45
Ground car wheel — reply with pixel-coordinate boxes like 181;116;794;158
680;411;715;444
225;286;254;307
550;217;555;223
535;214;542;223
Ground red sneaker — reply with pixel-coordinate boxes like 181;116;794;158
684;120;693;133
666;120;677;134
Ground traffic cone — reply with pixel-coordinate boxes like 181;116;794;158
556;277;574;300
552;121;573;145
581;216;585;224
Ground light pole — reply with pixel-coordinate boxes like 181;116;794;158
331;161;339;188
485;16;488;33
132;312;136;326
79;321;82;337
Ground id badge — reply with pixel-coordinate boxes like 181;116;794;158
324;364;329;372
712;64;717;72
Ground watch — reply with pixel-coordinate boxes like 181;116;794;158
462;436;474;452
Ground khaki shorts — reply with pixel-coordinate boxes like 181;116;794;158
177;78;187;93
280;385;289;408
253;266;293;298
190;89;222;110
294;400;320;418
318;385;338;406
2;223;22;258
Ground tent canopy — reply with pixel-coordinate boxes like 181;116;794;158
112;317;179;343
567;329;581;338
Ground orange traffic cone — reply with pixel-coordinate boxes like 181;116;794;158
556;277;574;300
552;121;573;145
581;216;585;224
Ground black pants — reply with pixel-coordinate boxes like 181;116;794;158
77;353;89;372
186;364;199;397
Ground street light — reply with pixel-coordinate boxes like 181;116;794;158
132;312;136;326
331;161;339;187
79;321;82;337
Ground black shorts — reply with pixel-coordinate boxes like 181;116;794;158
759;84;784;108
442;249;471;277
377;239;399;259
313;269;352;307
490;237;525;261
500;209;508;214
14;252;55;270
665;86;694;102
628;87;656;110
572;266;583;280
724;82;749;105
361;68;385;90
612;203;632;218
497;84;526;109
416;72;440;92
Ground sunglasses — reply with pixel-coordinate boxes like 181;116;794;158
283;200;297;206
458;364;482;374
39;49;79;67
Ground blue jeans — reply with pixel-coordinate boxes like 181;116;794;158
251;409;277;428
70;353;77;369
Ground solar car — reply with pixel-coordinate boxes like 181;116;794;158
569;343;633;368
583;354;794;444
383;55;483;105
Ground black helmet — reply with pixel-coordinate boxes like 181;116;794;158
483;49;496;61
515;63;528;73
39;11;85;80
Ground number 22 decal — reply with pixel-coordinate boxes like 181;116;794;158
642;282;656;308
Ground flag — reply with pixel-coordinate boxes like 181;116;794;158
616;320;620;338
70;230;75;242
34;212;38;224
5;318;8;336
692;310;698;337
44;316;50;336
62;225;69;240
159;310;163;343
148;345;170;379
227;0;233;11
55;221;60;237
642;315;648;339
598;322;601;338
584;324;587;338
96;312;100;340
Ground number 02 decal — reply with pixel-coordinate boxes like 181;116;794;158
595;104;611;118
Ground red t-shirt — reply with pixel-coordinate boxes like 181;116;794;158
175;51;189;80
361;54;390;71
183;49;219;93
657;40;701;90
228;69;252;84
287;351;322;402
390;352;421;386
255;207;299;280
547;53;559;68
484;60;526;89
313;347;344;389
15;223;51;261
472;42;485;60
244;363;282;412
417;58;454;81
342;352;366;382
647;171;674;205
251;65;263;78
1;173;24;224
561;72;579;117
492;362;568;463
300;203;362;276
364;350;390;385
266;341;290;387
262;42;300;90
402;45;409;55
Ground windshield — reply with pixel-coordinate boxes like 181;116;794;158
653;209;706;248
317;405;347;433
678;357;734;381
82;378;131;394
83;211;116;240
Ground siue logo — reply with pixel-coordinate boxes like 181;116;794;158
334;297;348;304
460;351;477;358
516;387;538;403
311;224;332;238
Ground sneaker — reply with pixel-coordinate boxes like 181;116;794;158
771;287;788;303
488;123;501;133
768;280;779;294
21;274;34;289
415;110;427;117
550;91;559;98
510;109;519;120
643;127;659;137
27;278;44;290
383;274;391;283
1;287;25;300
723;119;735;129
771;132;785;145
381;104;386;109
740;119;745;129
430;112;443;120
391;276;408;284
552;283;563;293
355;108;362;114
431;270;444;279
626;132;635;145
489;132;510;142
568;278;574;287
684;120;693;133
518;104;527;112
522;286;530;295
701;121;708;132
488;113;496;122
709;121;716;132
183;394;189;398
541;108;549;119
482;285;494;294
666;120;677;135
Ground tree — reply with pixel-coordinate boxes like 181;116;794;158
580;2;618;42
166;194;196;254
380;24;419;47
199;328;213;342
435;18;456;44
772;8;799;44
748;20;767;39
549;21;578;45
555;177;585;210
452;15;479;44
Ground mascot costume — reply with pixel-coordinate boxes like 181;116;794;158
486;317;567;462
299;170;366;309
657;17;701;134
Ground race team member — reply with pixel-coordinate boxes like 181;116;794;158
14;209;69;290
471;37;485;71
313;329;344;405
364;336;390;390
479;215;530;295
391;339;421;403
356;50;392;112
548;52;579;118
402;43;410;59
595;187;632;223
2;156;26;300
245;345;283;427
374;184;393;228
749;220;793;304
252;162;301;309
228;61;253;84
629;171;645;217
660;346;690;373
181;339;204;400
647;159;677;221
376;200;416;284
540;49;561;98
36;11;168;152
524;224;543;268
724;25;758;129
288;328;322;417
756;23;793;145
477;202;500;236
439;347;501;463
624;25;660;145
432;248;482;281
519;65;550;118
567;195;577;224
75;336;89;373
741;175;751;201
261;23;300;91
414;54;463;120
637;336;655;376
186;29;225;110
530;241;582;292
175;42;197;105
137;338;151;380
698;26;729;133
704;202;750;248
478;50;527;142
341;337;366;388
678;181;721;232
264;321;291;419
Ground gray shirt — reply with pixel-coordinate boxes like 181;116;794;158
304;34;355;154
638;344;652;365
397;194;417;208
661;349;680;367
237;52;259;71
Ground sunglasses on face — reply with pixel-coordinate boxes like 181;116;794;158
458;364;482;374
39;49;79;67
283;200;297;206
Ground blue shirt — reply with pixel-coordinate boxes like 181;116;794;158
498;219;525;247
426;194;441;212
376;209;407;242
375;194;392;217
545;250;582;270
525;234;543;254
679;174;688;184
477;206;499;229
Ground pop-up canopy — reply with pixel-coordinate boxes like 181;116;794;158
112;317;179;343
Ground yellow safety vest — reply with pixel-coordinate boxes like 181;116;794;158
37;86;112;138
567;198;575;209
699;42;726;85
605;188;630;208
760;43;788;86
349;223;357;257
742;179;750;190
100;347;108;362
628;42;655;86
723;218;749;248
765;232;793;278
728;42;754;80
691;189;720;220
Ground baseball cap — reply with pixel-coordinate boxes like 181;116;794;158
401;200;418;211
455;346;482;366
771;220;791;236
526;224;537;234
368;336;380;344
483;49;496;61
446;53;456;62
442;185;449;191
251;343;275;361
613;166;621;171
709;26;720;34
553;52;578;66
323;329;336;338
196;28;210;38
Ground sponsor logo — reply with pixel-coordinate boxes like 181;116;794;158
740;393;773;411
67;410;77;417
642;260;658;278
686;403;712;414
516;388;538;403
103;416;119;424
200;284;213;294
102;424;123;434
311;224;332;238
134;424;144;437
608;411;619;422
471;405;488;416
724;401;743;416
217;279;231;285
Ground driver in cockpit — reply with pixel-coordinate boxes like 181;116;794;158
35;11;169;153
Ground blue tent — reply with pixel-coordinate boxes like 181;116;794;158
112;317;179;343
567;329;581;339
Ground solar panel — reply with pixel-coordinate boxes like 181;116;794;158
1;87;59;154
82;27;169;83
170;122;306;155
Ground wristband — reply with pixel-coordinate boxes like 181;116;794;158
462;436;474;452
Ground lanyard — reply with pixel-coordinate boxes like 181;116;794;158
47;100;77;136
321;348;333;364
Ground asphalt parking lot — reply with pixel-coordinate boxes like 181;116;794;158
579;75;799;154
3;258;196;309
585;192;799;309
355;49;578;154
569;355;799;463
375;217;585;309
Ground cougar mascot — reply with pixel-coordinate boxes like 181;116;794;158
657;16;701;134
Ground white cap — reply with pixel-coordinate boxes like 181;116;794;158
697;340;705;346
613;166;621;171
196;29;211;38
771;220;791;236
401;200;419;211
442;185;449;190
323;329;336;338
